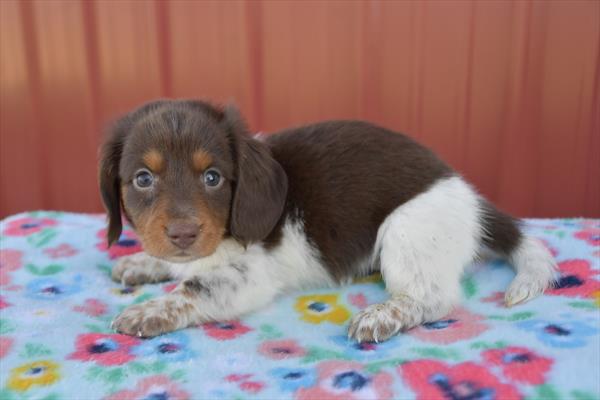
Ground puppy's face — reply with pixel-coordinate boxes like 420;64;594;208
99;100;287;263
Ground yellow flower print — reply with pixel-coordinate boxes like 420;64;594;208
7;360;60;392
593;290;600;308
295;294;350;325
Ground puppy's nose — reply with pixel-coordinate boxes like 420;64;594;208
166;222;199;249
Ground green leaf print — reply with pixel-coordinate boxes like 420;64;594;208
25;264;64;276
488;311;533;321
258;324;284;340
19;343;53;358
97;264;112;277
170;369;186;380
529;384;561;400
132;293;154;304
410;347;461;361
571;390;599;400
302;346;349;363
469;341;508;350
0;318;16;334
364;358;405;373
26;229;57;248
461;276;477;299
568;301;597;311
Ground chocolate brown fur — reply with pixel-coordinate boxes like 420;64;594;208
99;99;521;281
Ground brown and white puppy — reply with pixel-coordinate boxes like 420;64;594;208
100;99;556;342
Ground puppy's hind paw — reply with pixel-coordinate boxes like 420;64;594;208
504;274;552;307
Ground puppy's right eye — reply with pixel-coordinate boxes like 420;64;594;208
134;169;154;189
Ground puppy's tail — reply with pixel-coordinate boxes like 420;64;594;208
479;200;558;307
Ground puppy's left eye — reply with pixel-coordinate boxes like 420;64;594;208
204;169;221;187
134;169;154;189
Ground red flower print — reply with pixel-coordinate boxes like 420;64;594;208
2;217;57;236
239;381;265;393
482;346;553;385
547;259;600;299
105;375;189;400
258;339;306;360
163;283;178;293
202;321;252;340
0;337;14;359
297;360;393;400
96;229;142;259
0;249;23;286
68;333;139;366
574;228;600;247
409;308;489;344
481;291;505;306
43;244;78;259
348;293;368;309
400;359;521;400
0;296;10;309
73;299;108;317
224;374;265;394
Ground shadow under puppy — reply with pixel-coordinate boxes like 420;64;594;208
99;99;556;342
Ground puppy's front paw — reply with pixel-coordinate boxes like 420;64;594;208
112;301;179;337
111;253;170;286
348;303;406;343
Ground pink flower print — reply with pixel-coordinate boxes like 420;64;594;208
0;249;23;286
202;321;252;340
409;308;488;344
548;259;600;299
43;244;78;259
400;359;521;400
73;299;108;317
96;229;142;259
482;346;553;385
258;339;306;360
2;217;57;236
105;375;189;400
0;337;14;359
574;228;600;247
297;360;393;400
68;333;139;366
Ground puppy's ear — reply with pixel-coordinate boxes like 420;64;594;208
223;105;288;243
99;119;128;246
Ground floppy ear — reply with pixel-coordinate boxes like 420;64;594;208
223;105;288;243
98;120;128;246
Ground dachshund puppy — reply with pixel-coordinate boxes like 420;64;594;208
100;99;556;342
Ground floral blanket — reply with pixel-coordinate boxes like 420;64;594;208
0;212;598;400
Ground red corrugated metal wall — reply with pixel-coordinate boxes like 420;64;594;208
1;0;599;218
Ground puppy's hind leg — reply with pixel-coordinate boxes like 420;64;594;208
348;177;482;343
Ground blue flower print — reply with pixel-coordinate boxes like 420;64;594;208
271;367;317;392
329;335;397;360
517;319;598;348
132;332;195;362
26;276;82;300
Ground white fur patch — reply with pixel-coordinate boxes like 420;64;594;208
374;176;482;314
505;236;558;306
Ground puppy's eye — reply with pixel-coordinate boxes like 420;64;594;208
134;169;154;189
204;169;221;187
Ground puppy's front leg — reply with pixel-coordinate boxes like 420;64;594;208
112;260;279;337
111;252;172;286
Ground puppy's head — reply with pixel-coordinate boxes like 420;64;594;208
99;100;287;262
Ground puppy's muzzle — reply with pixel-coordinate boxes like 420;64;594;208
166;221;200;249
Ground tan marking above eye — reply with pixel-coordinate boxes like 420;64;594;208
193;149;213;172
142;149;165;173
